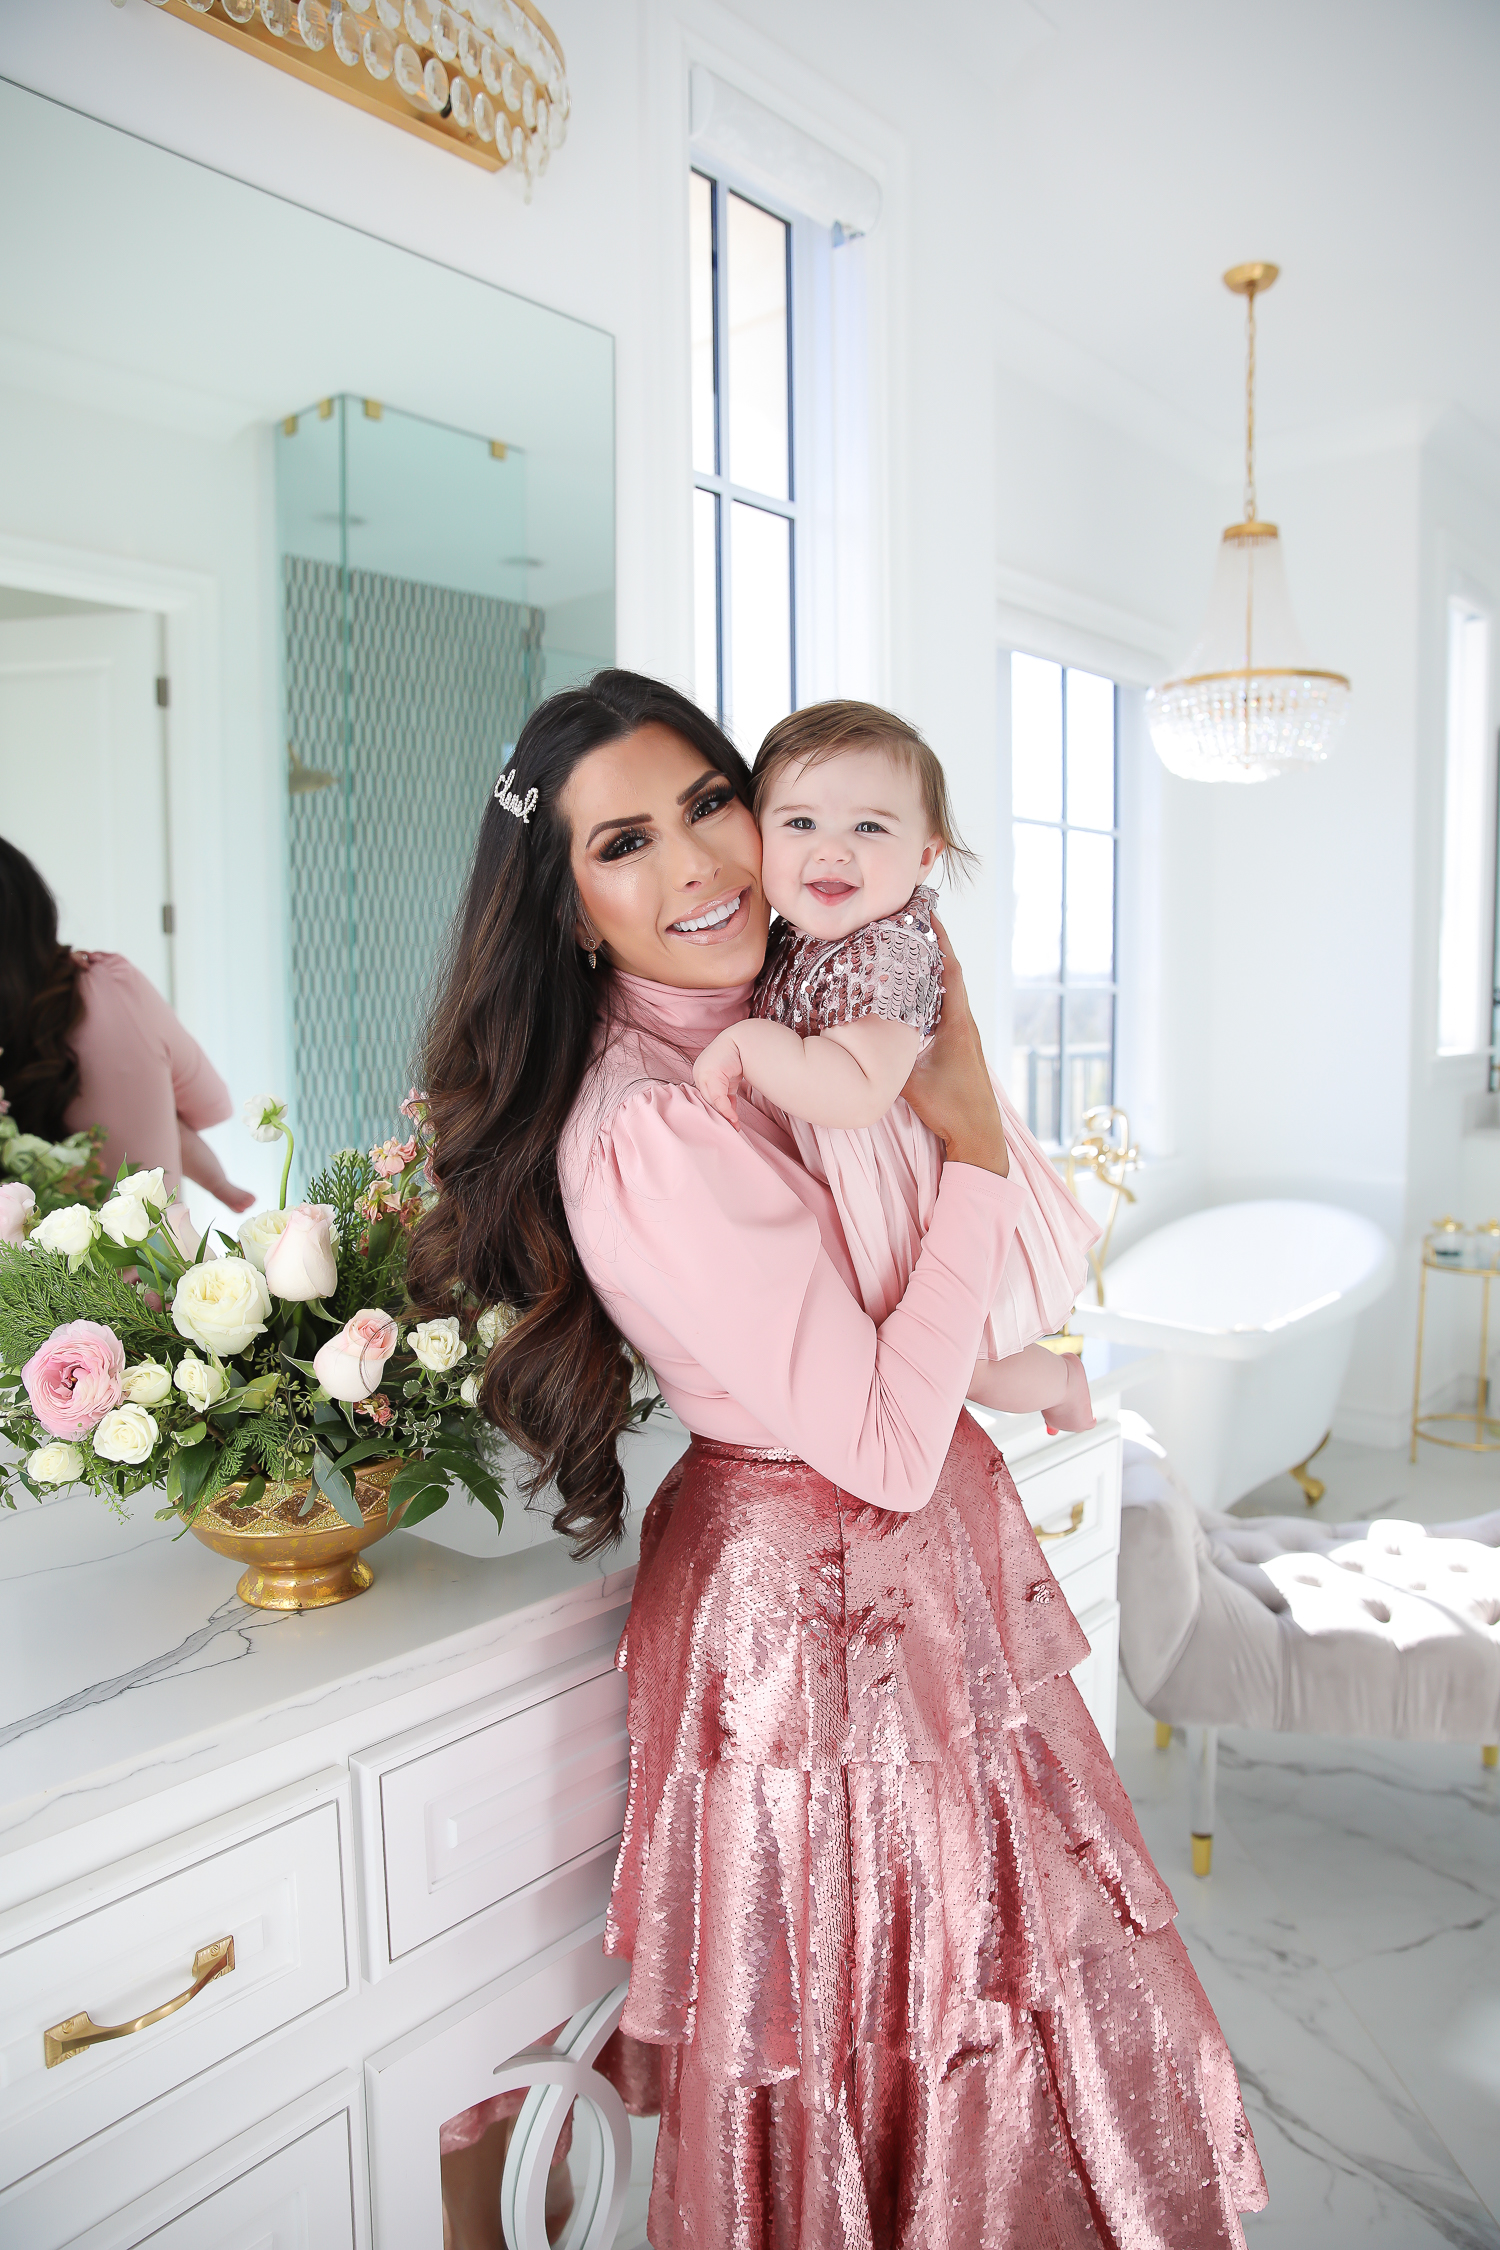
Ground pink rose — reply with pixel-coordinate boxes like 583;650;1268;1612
314;1308;398;1402
264;1203;338;1302
22;1319;126;1439
166;1202;215;1262
0;1181;36;1245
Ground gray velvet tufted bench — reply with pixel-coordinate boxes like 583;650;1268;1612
1116;1429;1500;1873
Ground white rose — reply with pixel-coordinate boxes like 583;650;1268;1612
121;1358;174;1406
116;1167;167;1208
172;1257;272;1357
459;1372;481;1406
28;1203;99;1257
92;1403;159;1465
236;1207;290;1273
99;1193;153;1247
243;1095;288;1143
263;1203;338;1302
173;1350;229;1411
410;1316;466;1373
28;1440;84;1487
475;1305;517;1350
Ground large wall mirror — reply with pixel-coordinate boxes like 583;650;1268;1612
0;77;613;1210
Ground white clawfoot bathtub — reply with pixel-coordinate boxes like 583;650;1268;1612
1069;1200;1394;1510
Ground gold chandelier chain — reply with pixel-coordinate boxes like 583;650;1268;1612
1244;287;1257;524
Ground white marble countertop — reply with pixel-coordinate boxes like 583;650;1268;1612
0;1419;691;1865
0;1350;1152;1869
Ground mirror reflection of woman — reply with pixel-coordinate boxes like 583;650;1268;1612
0;838;253;1223
409;673;1266;2250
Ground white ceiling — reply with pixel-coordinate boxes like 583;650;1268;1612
983;0;1500;473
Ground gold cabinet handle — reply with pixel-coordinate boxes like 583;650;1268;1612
44;1937;235;2069
1032;1499;1085;1543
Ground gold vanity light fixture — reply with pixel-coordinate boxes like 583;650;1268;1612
1147;263;1351;784
138;0;568;187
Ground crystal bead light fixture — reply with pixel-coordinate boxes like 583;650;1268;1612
140;0;568;181
1148;264;1350;784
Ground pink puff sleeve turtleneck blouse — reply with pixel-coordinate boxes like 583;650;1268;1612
557;972;1026;1511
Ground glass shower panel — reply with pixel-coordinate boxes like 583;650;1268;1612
275;395;541;1170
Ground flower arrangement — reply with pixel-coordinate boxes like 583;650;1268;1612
0;1094;507;1539
0;1069;108;1245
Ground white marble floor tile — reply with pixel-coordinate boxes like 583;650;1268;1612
1116;1686;1500;2246
1234;1434;1500;1530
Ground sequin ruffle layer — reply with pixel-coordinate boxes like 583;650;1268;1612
609;1416;1267;2249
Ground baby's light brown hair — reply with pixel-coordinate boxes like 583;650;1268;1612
751;700;978;880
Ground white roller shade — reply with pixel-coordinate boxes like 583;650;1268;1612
688;65;882;237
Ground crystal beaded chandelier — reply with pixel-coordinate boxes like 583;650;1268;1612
144;0;568;184
1147;263;1350;785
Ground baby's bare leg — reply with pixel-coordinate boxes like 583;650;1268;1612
968;1344;1093;1432
968;1343;1068;1413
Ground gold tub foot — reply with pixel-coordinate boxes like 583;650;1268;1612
1484;1744;1498;1770
1290;1430;1331;1506
1155;1722;1173;1750
1191;1834;1213;1878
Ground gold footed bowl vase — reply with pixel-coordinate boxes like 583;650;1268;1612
188;1458;405;1611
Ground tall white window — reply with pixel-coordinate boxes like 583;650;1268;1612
1438;599;1494;1057
690;167;799;757
1010;652;1119;1146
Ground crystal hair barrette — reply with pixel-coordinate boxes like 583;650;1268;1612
493;770;538;824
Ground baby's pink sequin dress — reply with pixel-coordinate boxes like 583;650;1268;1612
558;974;1266;2249
752;886;1098;1350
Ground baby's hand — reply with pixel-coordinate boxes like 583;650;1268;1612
693;1030;745;1127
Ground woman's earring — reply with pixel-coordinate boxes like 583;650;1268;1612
587;947;598;971
581;934;599;969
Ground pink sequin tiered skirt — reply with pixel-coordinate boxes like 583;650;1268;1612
608;1416;1266;2248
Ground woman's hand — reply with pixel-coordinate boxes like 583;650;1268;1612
902;917;1009;1177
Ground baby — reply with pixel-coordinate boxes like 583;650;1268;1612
693;700;1097;1432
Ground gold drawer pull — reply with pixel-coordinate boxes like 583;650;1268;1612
1032;1500;1085;1543
44;1937;235;2069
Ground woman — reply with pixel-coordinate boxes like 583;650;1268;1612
0;837;252;1215
410;672;1266;2249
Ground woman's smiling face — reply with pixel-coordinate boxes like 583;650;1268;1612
561;723;771;987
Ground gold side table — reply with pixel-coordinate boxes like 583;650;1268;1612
1410;1219;1500;1459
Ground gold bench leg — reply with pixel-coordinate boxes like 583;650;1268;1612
1484;1745;1498;1770
1155;1722;1173;1750
1290;1430;1331;1506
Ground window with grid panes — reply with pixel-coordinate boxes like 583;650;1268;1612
1010;653;1119;1148
690;167;798;756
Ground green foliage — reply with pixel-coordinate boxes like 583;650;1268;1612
0;1116;108;1215
0;1240;173;1366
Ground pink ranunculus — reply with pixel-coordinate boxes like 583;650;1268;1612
264;1203;338;1302
22;1319;126;1439
314;1308;399;1403
0;1181;36;1245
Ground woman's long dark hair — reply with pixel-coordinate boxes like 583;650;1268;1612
0;837;85;1140
406;669;754;1557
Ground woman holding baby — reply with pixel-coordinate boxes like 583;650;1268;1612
410;670;1265;2249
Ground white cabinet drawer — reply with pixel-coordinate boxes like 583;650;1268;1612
0;1773;351;2191
1070;1596;1121;1759
1011;1426;1122;1587
354;1654;629;1976
65;2075;364;2250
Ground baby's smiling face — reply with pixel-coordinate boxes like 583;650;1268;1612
758;743;944;942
